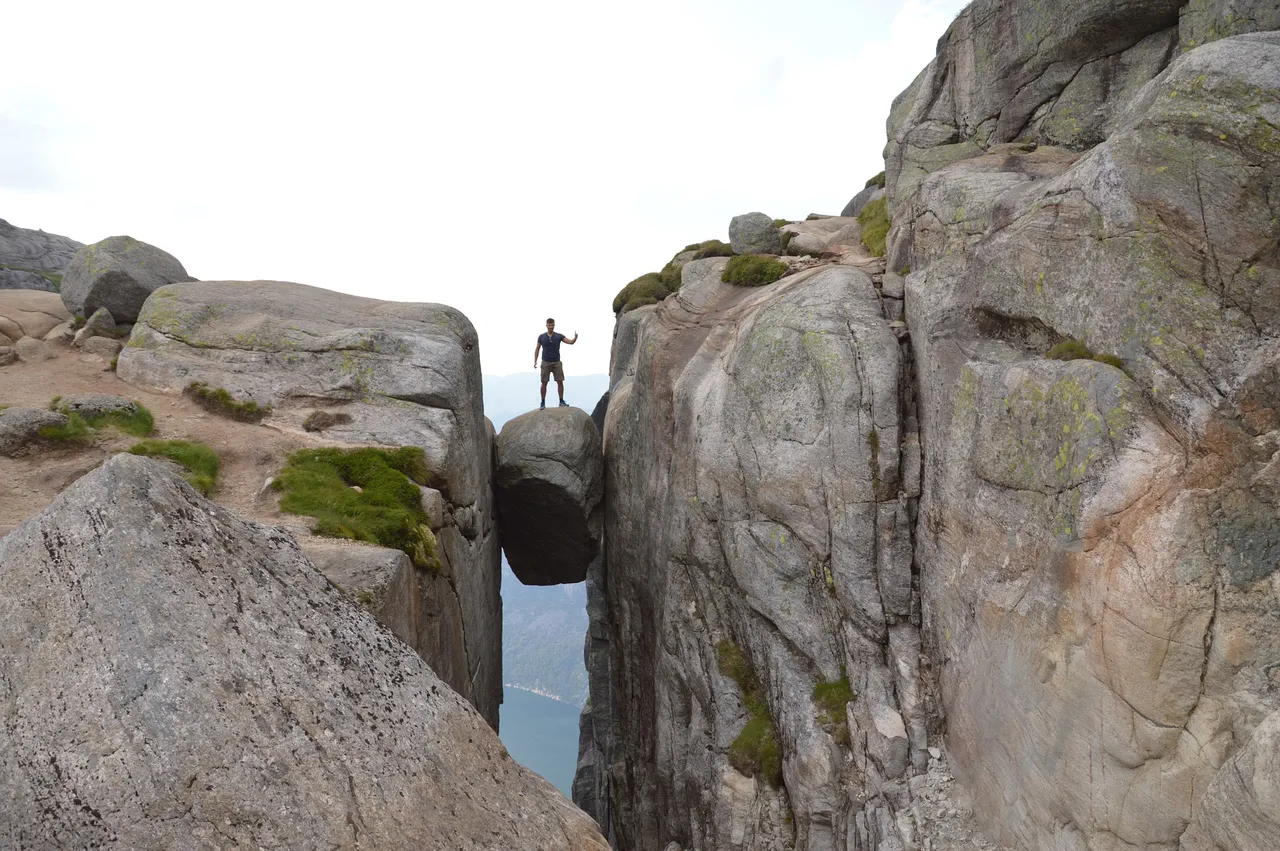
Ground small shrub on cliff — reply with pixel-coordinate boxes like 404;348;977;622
1047;338;1124;369
865;171;886;189
303;410;354;432
273;446;441;571
691;239;734;260
613;272;672;314
722;255;788;287
184;381;272;423
813;669;855;746
717;639;783;787
129;439;220;496
858;197;890;258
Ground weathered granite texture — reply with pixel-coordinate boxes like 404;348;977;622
61;235;196;324
495;407;604;585
729;212;784;255
888;18;1280;851
0;453;607;850
579;257;929;850
118;280;502;726
0;218;83;292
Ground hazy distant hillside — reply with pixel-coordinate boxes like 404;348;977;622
500;559;589;705
483;372;609;431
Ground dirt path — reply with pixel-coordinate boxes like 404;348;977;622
0;341;329;537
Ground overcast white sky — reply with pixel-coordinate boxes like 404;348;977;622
1;0;964;379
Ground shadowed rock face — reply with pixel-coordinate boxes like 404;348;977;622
118;279;502;726
0;453;608;851
496;407;603;585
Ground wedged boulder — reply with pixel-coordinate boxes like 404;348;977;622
0;408;65;456
61;235;195;324
0;289;72;345
495;407;603;585
0;453;608;850
729;212;782;255
119;279;502;725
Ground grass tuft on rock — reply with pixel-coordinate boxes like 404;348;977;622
865;171;886;189
37;412;94;445
51;399;155;437
273;447;441;571
1047;338;1125;369
130;439;220;496
717;639;783;787
858;197;890;258
184;381;272;423
303;410;354;432
813;668;855;745
722;255;788;287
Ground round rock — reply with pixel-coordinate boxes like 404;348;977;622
0;407;67;457
729;212;783;255
495;407;604;585
61;235;195;323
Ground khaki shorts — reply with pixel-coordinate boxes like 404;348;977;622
540;360;564;381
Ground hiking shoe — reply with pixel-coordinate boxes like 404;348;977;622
539;401;545;410
558;399;569;407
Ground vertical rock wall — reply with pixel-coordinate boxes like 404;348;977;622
888;5;1280;848
579;258;933;850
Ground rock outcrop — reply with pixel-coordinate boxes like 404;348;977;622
883;12;1280;851
581;5;1280;850
580;255;930;849
0;290;71;346
117;280;503;726
61;235;195;323
729;212;783;255
0;407;67;457
0;218;83;292
495;408;603;585
0;453;608;850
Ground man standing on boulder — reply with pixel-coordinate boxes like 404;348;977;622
534;318;578;410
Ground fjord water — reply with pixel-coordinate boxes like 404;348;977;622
499;686;583;796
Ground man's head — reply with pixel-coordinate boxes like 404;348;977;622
546;318;555;332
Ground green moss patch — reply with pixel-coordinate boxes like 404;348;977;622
691;239;734;260
184;381;272;422
130;439;220;496
813;669;855;746
51;398;155;437
717;639;783;787
865;171;886;189
273;447;441;571
1047;338;1124;369
722;255;788;287
858;197;889;257
613;272;673;314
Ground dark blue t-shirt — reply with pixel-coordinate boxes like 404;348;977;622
539;332;565;362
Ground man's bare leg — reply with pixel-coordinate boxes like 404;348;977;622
541;380;548;403
556;378;565;402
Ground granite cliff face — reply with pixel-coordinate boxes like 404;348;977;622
577;3;1280;849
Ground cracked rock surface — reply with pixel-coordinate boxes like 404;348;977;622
0;453;607;851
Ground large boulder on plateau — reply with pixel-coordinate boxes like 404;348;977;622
0;453;608;851
728;212;783;255
118;279;503;726
0;289;71;345
60;235;195;324
495;407;603;585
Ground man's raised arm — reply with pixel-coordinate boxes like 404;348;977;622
564;332;579;345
